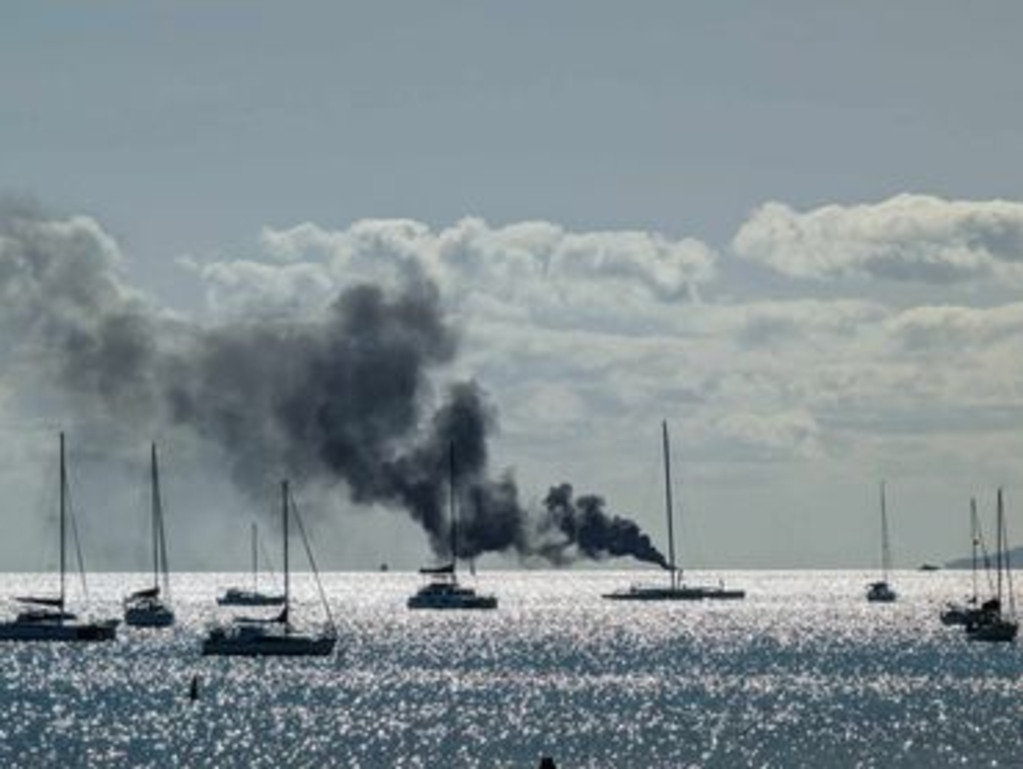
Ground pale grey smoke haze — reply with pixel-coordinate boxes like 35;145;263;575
1;3;1022;570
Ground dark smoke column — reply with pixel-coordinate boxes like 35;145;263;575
0;207;670;568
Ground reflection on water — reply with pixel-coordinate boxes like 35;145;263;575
0;570;1020;767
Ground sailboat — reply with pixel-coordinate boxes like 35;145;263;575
0;433;119;642
216;522;285;606
124;443;175;627
940;497;991;626
202;479;337;656
603;421;745;601
866;481;897;602
407;445;498;610
966;488;1018;643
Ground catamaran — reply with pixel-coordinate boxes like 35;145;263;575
123;443;175;627
202;480;337;656
866;481;897;603
216;522;285;606
603;421;745;601
407;445;497;610
0;433;119;642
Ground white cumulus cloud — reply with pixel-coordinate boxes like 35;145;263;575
196;217;717;325
733;194;1023;283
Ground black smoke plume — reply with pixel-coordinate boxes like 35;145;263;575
542;484;670;569
0;207;668;567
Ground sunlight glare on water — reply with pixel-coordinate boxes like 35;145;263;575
0;570;1021;767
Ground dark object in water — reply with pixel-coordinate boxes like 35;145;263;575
918;563;940;572
189;674;200;701
538;758;556;769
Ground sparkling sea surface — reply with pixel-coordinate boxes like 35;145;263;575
0;570;1021;768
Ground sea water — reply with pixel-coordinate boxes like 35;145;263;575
0;570;1020;768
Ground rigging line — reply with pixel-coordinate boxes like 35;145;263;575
977;512;996;597
64;481;89;600
1003;492;1016;617
258;537;283;592
152;444;172;599
289;493;338;637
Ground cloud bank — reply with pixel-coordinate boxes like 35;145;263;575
4;192;1023;568
734;194;1023;284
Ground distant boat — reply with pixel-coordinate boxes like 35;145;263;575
202;480;337;656
216;522;285;607
603;421;745;601
0;433;119;642
124;443;175;628
866;481;897;603
966;488;1017;643
407;444;497;610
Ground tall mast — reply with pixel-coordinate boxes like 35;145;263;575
251;522;258;591
282;479;290;628
970;497;978;602
1003;489;1015;617
449;442;458;567
152;443;170;597
150;443;159;591
880;481;890;582
996;488;1003;604
59;432;66;615
662;421;677;590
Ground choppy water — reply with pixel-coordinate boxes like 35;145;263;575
0;570;1021;768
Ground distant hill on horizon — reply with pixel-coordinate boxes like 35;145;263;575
945;545;1023;570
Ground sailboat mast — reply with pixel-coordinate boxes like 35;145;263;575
153;443;171;597
251;522;258;592
449;442;458;567
150;443;159;591
1003;489;1015;617
59;432;66;616
662;421;677;590
996;488;1003;604
282;479;290;627
970;497;979;602
880;481;890;582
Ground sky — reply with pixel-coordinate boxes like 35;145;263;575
2;3;1023;572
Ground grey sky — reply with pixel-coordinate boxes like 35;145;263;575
2;3;1022;571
